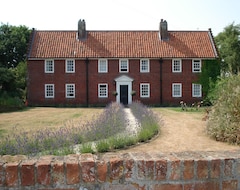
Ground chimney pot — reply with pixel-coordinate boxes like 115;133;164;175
78;19;87;40
159;19;169;41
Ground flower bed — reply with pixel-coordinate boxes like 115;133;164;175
0;102;161;156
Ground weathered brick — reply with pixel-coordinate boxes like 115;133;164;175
210;159;221;179
155;159;167;180
184;181;219;190
0;162;4;186
137;160;145;179
96;160;107;182
145;160;154;180
183;159;194;180
65;159;80;184
5;162;19;187
124;159;134;180
80;154;96;182
222;180;238;190
196;159;208;179
224;158;234;177
169;160;181;180
36;160;51;185
52;160;65;185
20;160;36;186
109;157;124;181
153;183;183;190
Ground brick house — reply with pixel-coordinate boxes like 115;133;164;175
27;19;218;106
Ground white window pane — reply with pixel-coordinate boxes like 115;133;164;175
120;59;128;72
172;83;182;97
45;60;54;73
66;84;75;98
140;83;150;97
192;60;201;72
98;59;108;73
140;59;149;72
45;84;54;98
66;60;75;72
172;59;181;72
98;84;108;97
193;84;202;97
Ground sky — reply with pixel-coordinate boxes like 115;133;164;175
1;0;240;36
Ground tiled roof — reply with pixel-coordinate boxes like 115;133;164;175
28;30;218;59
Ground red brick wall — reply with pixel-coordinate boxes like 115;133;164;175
162;59;201;105
1;151;239;189
27;58;202;106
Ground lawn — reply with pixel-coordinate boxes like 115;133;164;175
0;107;102;138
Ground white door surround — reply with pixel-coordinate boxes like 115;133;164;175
115;75;134;104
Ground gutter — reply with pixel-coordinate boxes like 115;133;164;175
159;58;163;105
85;58;89;107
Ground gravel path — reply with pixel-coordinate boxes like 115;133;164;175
118;108;240;153
124;108;140;136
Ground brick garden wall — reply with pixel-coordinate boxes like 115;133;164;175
1;151;240;190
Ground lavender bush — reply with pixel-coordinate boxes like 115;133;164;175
0;102;127;156
129;101;161;142
0;102;161;156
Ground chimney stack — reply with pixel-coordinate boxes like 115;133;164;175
159;19;169;41
78;19;87;40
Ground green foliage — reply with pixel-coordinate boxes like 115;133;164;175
0;24;31;68
0;23;30;108
80;143;95;154
215;23;240;74
96;140;110;153
198;60;220;103
207;74;240;144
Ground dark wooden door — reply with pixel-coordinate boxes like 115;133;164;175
120;85;128;105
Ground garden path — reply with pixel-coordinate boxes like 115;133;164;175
124;108;140;136
119;109;240;153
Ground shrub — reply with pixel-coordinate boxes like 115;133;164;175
207;74;240;144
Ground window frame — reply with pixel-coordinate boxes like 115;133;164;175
65;59;75;73
65;84;75;98
140;83;150;98
45;84;54;98
119;59;129;73
45;59;54;73
140;59;150;73
98;59;108;73
98;83;108;98
172;59;182;73
192;83;202;97
192;59;202;73
172;83;182;97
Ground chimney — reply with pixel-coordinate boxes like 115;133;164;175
78;19;87;40
159;19;169;41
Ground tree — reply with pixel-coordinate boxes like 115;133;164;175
215;23;240;74
0;24;30;109
0;23;31;68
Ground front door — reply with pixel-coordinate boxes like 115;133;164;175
120;85;128;105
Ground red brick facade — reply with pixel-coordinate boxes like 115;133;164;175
27;58;203;106
27;20;218;106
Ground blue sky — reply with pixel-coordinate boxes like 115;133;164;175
1;0;240;36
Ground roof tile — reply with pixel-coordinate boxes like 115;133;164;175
28;30;218;59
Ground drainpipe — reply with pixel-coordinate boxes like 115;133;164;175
159;58;163;105
85;58;89;107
